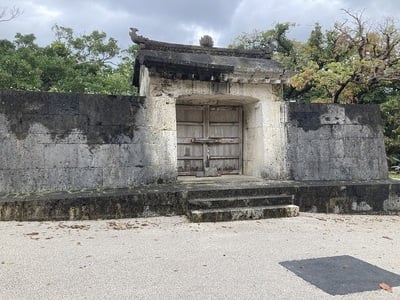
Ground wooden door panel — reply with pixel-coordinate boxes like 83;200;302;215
209;125;240;138
177;159;203;174
210;107;239;122
210;159;240;174
177;144;203;158
208;144;240;157
176;107;203;122
177;124;203;138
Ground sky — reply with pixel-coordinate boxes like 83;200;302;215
1;0;400;51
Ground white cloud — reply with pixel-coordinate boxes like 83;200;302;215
1;0;400;49
179;23;221;46
36;5;61;19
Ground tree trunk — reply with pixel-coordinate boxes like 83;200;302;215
332;78;352;104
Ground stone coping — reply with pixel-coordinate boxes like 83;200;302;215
0;178;398;203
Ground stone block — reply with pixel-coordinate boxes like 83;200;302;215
328;139;345;158
40;131;87;144
71;168;103;189
286;126;298;144
78;144;144;168
44;143;79;168
343;124;364;138
47;168;73;191
0;169;50;193
318;139;332;159
0;139;45;170
0;114;10;133
0;170;11;193
0;90;49;115
331;125;346;139
102;167;140;188
48;93;79;115
343;137;364;157
46;167;103;191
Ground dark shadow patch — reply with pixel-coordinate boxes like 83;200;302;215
280;255;400;295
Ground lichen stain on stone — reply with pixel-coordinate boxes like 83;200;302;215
383;195;400;211
287;103;382;134
0;90;145;146
288;103;329;132
345;104;381;132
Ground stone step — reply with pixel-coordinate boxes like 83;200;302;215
186;187;295;200
188;194;294;210
189;204;299;223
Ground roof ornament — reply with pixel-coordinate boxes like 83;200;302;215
129;28;149;44
199;35;214;48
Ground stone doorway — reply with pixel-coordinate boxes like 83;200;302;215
176;104;242;176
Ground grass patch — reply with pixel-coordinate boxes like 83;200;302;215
389;171;400;179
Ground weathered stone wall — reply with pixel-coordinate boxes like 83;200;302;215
0;90;176;193
286;103;388;181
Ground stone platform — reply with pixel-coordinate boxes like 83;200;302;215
1;176;400;221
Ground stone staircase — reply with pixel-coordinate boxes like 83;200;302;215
187;192;299;222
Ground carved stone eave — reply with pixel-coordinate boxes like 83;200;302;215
132;49;290;87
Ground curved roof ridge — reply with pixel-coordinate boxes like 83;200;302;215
130;28;272;59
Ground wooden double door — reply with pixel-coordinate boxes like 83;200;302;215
177;105;242;176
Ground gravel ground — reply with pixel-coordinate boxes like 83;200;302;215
1;213;400;300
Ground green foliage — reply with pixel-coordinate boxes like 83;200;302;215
230;22;295;55
0;26;137;95
381;95;400;164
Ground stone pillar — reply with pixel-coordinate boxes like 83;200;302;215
139;66;178;182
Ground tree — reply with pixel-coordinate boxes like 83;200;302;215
0;33;42;90
0;26;137;95
290;10;400;103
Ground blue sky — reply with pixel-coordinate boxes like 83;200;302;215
1;0;400;50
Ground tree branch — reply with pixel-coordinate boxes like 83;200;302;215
0;6;23;23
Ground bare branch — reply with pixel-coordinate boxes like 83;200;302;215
0;6;23;23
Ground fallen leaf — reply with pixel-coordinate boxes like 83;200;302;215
58;223;90;230
107;221;135;230
380;282;393;293
25;232;39;236
69;224;90;230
